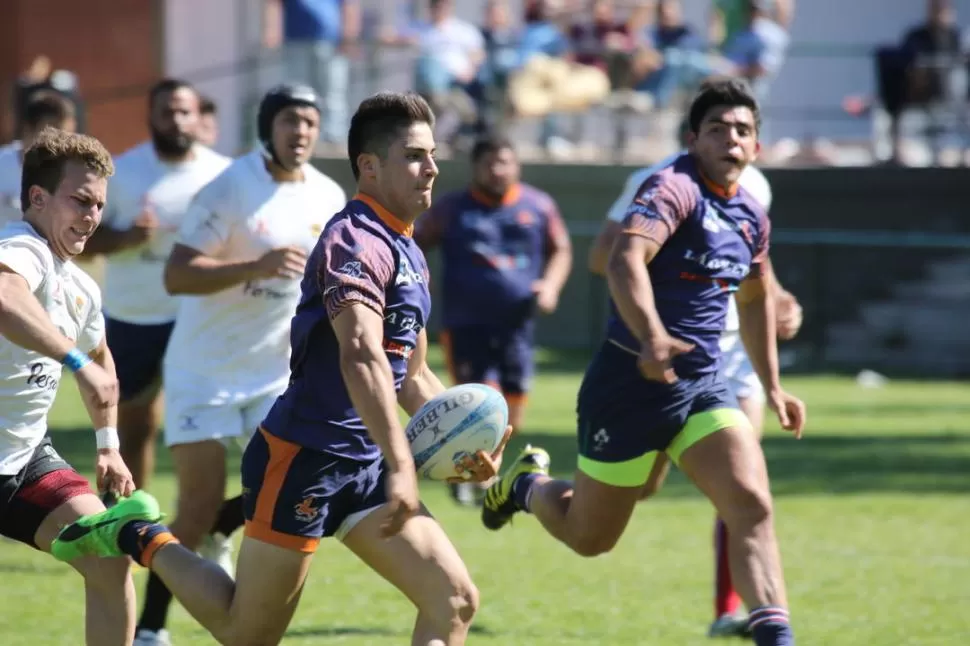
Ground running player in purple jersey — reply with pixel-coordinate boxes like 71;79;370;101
482;78;806;646
49;92;511;646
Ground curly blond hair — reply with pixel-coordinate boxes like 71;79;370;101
20;127;114;212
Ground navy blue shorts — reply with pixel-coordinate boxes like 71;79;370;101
576;342;749;487
241;428;388;553
104;317;173;401
441;322;535;396
0;438;94;549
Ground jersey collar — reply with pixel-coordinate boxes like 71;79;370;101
354;192;413;237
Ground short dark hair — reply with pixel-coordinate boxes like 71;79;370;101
347;92;435;180
22;91;76;130
687;77;761;134
471;132;515;163
21;128;114;213
148;78;196;111
199;95;217;116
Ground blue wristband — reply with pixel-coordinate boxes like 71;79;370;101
62;348;91;372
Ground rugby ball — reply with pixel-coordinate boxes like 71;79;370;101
406;384;508;481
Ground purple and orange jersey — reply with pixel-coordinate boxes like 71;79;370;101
415;183;569;329
607;154;770;377
261;194;431;461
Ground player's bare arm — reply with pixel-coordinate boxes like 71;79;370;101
163;241;306;295
81;210;157;256
0;265;84;359
0;264;118;406
588;220;622;277
763;258;803;340
737;269;806;436
332;302;420;536
534;211;572;314
608;232;694;384
86;338;135;497
397;328;446;416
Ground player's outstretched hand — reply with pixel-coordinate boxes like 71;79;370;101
381;466;421;538
448;425;514;484
75;361;119;411
767;389;806;439
96;449;135;498
638;332;695;383
256;246;308;280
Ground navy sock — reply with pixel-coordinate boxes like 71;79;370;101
118;521;179;568
749;606;794;646
211;495;244;537
137;572;173;631
511;473;542;512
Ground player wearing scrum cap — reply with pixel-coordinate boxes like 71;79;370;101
0;128;138;644
130;83;346;646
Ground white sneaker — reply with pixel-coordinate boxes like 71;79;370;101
134;628;172;646
708;613;750;638
198;532;234;578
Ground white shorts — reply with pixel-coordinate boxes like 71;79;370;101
718;332;765;403
163;370;286;449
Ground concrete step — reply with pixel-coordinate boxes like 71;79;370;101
927;256;970;281
893;279;970;301
859;301;970;338
823;346;970;376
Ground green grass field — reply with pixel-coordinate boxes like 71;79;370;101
1;348;968;645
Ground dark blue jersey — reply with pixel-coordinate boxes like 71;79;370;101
416;183;568;328
607;154;770;377
261;193;431;460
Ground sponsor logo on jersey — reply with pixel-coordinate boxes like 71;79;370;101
395;256;424;286
243;280;290;300
26;361;59;392
337;260;362;279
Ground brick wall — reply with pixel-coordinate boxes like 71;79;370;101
0;0;162;153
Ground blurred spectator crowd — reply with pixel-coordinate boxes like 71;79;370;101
4;0;969;167
262;0;796;160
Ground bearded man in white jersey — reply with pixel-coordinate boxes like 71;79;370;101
0;127;138;644
84;79;231;499
82;80;232;643
128;83;346;646
589;150;803;639
0;92;77;225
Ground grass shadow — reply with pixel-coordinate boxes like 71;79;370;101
282;621;496;641
283;626;404;640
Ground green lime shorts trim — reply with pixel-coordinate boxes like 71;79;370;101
576;407;750;487
577;451;660;488
666;407;750;465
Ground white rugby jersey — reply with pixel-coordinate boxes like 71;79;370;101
605;154;773;333
101;142;231;324
0;221;104;475
0;142;24;227
163;150;346;395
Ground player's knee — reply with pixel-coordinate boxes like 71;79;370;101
77;555;131;593
722;481;773;530
422;575;479;635
571;529;620;558
172;491;223;546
